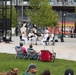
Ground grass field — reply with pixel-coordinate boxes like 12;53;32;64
0;53;76;75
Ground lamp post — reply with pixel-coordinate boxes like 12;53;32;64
21;0;23;21
64;13;66;36
61;0;64;42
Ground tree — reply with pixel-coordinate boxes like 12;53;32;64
6;6;18;27
26;0;59;27
0;5;18;28
11;6;18;27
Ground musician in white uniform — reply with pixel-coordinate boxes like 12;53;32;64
41;31;49;45
22;32;28;44
28;31;37;44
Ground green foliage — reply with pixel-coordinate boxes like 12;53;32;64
12;6;18;27
0;53;76;75
0;5;2;19
6;6;18;27
0;5;18;27
26;0;59;27
75;6;76;14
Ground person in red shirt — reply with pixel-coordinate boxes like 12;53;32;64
19;42;27;54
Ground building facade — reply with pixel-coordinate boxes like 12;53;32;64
10;0;76;23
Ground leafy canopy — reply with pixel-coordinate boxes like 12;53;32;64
26;0;59;27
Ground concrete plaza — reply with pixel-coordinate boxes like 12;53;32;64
0;36;76;61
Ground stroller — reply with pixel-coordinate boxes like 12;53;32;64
40;50;56;62
40;42;56;62
15;46;27;59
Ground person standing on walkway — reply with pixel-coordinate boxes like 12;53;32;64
15;26;18;36
23;63;38;75
20;23;27;34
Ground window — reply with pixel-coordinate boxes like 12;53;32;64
23;0;29;1
74;0;76;2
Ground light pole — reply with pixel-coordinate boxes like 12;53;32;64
61;0;65;42
21;0;23;21
64;13;66;36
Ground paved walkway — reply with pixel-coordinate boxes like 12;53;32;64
0;36;76;61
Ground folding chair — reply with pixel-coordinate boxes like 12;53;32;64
27;49;39;60
15;46;26;59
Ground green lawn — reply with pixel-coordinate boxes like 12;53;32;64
0;53;76;75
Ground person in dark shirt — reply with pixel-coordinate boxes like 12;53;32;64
41;70;51;75
23;63;38;75
64;68;74;75
27;44;38;59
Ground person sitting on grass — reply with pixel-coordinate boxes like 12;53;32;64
64;68;74;75
27;44;39;59
41;70;51;75
23;63;38;75
19;42;27;55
